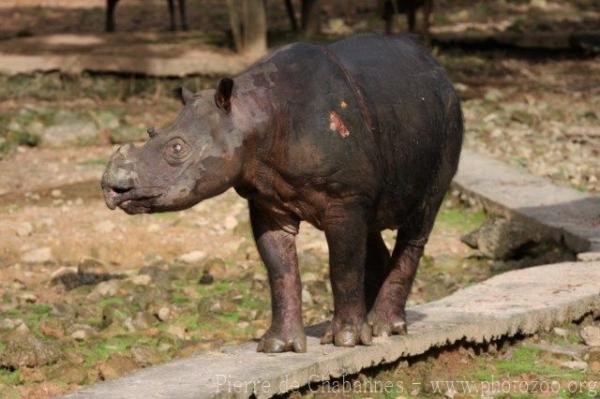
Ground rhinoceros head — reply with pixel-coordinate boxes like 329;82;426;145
101;79;244;214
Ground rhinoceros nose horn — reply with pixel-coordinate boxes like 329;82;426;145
116;143;135;158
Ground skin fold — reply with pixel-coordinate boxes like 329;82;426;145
101;34;463;353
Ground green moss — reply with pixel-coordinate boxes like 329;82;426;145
473;345;585;384
79;157;108;167
218;311;240;323
177;314;201;331
171;292;190;305
99;297;125;307
0;369;21;385
82;335;156;366
30;304;52;316
197;281;232;297
434;208;486;234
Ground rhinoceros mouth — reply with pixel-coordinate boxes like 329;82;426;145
103;186;162;212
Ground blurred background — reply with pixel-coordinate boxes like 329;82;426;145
0;1;598;398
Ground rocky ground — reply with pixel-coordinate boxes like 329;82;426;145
0;1;598;397
324;316;600;399
0;171;493;398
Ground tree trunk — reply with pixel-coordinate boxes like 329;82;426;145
243;0;268;56
226;0;268;57
301;0;320;37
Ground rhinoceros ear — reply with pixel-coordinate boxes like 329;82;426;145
214;78;234;113
174;86;194;105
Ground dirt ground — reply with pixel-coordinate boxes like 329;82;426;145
1;0;599;39
0;0;599;398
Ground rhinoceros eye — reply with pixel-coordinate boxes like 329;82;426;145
163;137;190;165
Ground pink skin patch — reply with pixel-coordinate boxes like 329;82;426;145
329;111;350;138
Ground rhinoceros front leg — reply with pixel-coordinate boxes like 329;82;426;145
321;202;372;347
249;201;306;353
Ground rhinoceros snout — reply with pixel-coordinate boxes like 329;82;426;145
101;145;138;209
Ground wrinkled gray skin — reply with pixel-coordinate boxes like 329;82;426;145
102;34;463;354
102;86;245;214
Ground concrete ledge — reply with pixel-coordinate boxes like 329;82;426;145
62;261;600;399
454;149;600;253
433;30;600;53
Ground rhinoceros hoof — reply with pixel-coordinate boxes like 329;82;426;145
367;310;407;337
320;320;372;347
256;328;307;353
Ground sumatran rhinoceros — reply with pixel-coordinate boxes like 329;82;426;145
101;34;463;353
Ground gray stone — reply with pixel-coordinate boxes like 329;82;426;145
581;326;600;347
561;360;588;370
21;247;53;263
177;251;206;264
553;327;569;337
0;331;61;368
61;261;600;399
529;343;587;359
15;222;33;237
41;111;100;148
461;217;549;260
578;252;600;262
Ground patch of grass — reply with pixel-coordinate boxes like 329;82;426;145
434;208;486;234
217;311;240;324
82;334;156;366
29;303;52;316
0;369;21;385
473;345;585;384
99;297;126;307
79;157;108;167
177;314;201;331
197;281;233;297
171;292;190;305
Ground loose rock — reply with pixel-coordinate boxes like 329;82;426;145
177;250;206;264
0;332;61;368
21;247;53;264
561;360;587;370
98;354;138;380
461;218;550;260
581;326;600;347
71;329;88;341
15;222;33;237
129;274;152;286
157;307;171;322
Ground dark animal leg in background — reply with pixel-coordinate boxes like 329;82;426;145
407;7;416;32
422;0;433;44
284;0;299;32
167;0;176;31
178;0;188;31
364;232;391;312
368;234;425;336
249;202;306;353
321;203;372;347
382;0;396;35
105;0;120;32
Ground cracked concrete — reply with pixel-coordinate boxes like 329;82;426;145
454;149;600;253
62;261;600;399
